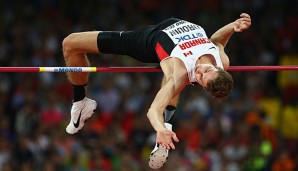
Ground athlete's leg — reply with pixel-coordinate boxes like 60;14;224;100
62;31;100;85
62;31;100;134
63;29;156;134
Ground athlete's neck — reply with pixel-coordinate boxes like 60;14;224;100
196;54;216;66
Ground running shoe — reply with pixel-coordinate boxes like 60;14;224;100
148;123;172;169
66;97;97;134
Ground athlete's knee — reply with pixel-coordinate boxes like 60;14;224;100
62;33;81;58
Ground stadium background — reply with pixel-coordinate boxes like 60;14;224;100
0;0;297;170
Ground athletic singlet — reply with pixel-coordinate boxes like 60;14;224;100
160;20;223;83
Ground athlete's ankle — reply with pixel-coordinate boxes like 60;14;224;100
164;105;176;124
72;84;87;102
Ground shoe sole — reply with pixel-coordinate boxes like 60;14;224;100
148;146;168;169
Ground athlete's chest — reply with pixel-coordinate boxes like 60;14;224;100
161;58;190;85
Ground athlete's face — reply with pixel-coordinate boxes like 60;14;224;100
195;64;218;87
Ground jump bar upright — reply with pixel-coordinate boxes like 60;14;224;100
0;66;298;72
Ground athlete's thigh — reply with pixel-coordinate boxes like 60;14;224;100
69;31;100;53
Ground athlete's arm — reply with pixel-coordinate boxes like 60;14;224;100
210;13;251;47
161;76;179;108
147;76;182;150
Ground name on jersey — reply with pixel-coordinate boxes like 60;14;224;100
163;20;202;36
169;24;201;36
179;38;211;50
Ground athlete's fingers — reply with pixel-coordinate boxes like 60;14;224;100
241;17;251;23
170;142;176;150
234;25;243;32
157;140;162;145
163;144;171;150
240;13;250;18
172;134;179;142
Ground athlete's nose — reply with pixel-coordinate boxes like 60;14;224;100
196;65;204;74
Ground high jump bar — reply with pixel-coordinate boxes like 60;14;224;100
0;66;298;72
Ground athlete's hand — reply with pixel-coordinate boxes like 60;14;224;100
156;129;179;150
234;13;251;32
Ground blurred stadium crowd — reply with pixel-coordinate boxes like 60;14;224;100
0;0;297;171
